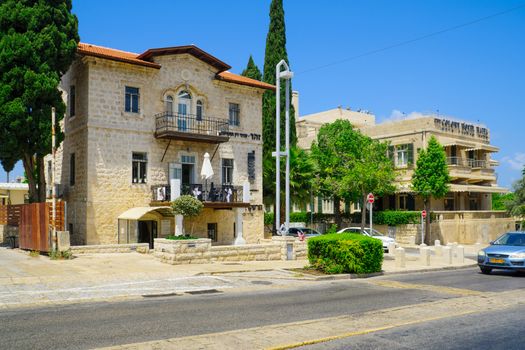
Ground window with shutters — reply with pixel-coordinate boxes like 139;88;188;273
125;86;140;113
247;151;256;183
394;144;414;168
222;159;234;185
228;103;240;126
132;152;147;184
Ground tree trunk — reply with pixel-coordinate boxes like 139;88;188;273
37;154;46;202
360;192;367;231
423;197;430;245
22;153;38;203
333;195;341;230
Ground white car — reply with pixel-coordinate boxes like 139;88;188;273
337;227;396;252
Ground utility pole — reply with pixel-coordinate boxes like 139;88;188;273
273;59;293;235
51;107;57;251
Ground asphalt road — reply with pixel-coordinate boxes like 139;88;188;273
300;305;525;350
0;267;523;350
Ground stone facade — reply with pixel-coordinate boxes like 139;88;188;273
154;237;307;265
50;43;270;246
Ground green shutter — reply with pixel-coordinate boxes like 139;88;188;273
317;196;323;214
407;143;414;165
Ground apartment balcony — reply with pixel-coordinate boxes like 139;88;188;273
154;112;230;144
150;184;250;208
447;157;491;169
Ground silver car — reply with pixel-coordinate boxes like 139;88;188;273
337;227;396;253
478;232;525;274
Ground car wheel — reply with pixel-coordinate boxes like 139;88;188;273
480;266;492;275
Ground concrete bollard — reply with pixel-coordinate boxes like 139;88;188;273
434;245;443;257
395;247;406;268
456;245;465;263
435;240;441;246
420;243;427;247
387;242;396;254
442;246;452;265
420;247;431;266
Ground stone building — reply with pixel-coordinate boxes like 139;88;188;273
296;106;507;213
0;182;29;205
51;43;273;247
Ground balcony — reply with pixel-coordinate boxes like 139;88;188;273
447;157;490;169
151;184;250;208
154;112;230;144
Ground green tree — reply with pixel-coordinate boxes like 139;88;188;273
241;55;262;81
492;192;516;211
171;195;204;236
262;0;297;230
0;0;79;202
342;138;396;230
506;166;525;229
411;136;450;243
311;120;363;229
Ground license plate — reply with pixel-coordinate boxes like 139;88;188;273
489;258;505;264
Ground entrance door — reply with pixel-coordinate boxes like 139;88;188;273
138;220;158;249
177;90;191;131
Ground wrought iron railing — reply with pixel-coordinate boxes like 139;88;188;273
447;157;489;169
155;112;230;137
151;184;245;203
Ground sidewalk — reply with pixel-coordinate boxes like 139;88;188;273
0;245;477;309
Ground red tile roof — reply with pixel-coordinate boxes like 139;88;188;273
77;42;275;90
77;43;161;69
216;71;275;91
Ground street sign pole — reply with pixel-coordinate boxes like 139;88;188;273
421;210;426;244
367;193;374;234
369;202;373;234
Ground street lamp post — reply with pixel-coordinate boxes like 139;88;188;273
273;60;293;235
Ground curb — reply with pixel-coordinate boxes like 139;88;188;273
302;263;478;281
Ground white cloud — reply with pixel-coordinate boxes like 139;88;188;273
380;109;427;123
502;153;525;171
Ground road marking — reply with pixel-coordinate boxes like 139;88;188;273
96;288;525;350
368;279;483;296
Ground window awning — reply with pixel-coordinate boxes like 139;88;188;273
441;139;476;148
449;184;508;194
464;144;499;153
117;206;173;220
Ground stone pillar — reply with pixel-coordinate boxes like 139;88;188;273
395;247;406;268
57;231;70;251
442;246;452;264
170;179;183;236
272;236;296;260
435;239;441;246
420;247;431;266
234;207;246;245
456;245;465;263
435;245;443;257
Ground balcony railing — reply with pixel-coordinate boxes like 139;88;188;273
151;184;247;205
154;112;230;143
447;157;489;169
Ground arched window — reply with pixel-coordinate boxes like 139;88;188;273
177;90;191;116
196;100;203;121
165;95;173;115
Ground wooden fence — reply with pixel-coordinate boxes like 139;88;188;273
0;202;65;252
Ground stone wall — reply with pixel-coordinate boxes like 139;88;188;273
70;243;150;254
429;215;515;244
154;237;307;265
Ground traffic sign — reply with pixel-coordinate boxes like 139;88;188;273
422;210;427;219
367;193;375;204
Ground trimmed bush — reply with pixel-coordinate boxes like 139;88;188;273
307;233;383;274
166;235;199;240
374;211;421;226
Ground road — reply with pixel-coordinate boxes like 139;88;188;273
0;268;523;349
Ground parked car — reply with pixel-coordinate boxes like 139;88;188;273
337;226;396;252
280;227;322;238
477;231;525;274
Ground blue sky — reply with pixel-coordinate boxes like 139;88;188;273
2;0;524;187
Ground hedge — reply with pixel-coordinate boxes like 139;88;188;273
265;210;422;226
307;233;383;274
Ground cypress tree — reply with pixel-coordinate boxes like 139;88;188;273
262;0;297;157
0;0;79;202
241;55;262;81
